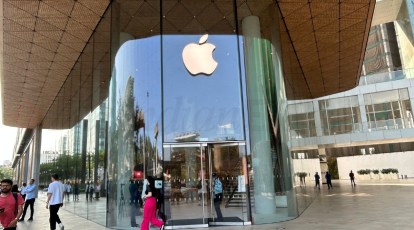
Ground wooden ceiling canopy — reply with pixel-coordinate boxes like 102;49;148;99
1;0;375;128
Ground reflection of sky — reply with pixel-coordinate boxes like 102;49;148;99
115;37;162;144
115;34;245;143
163;35;244;142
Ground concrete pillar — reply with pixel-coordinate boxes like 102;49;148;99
313;101;323;136
31;125;42;198
358;94;369;131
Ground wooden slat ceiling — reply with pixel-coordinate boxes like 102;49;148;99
1;0;110;128
276;0;375;99
2;0;375;128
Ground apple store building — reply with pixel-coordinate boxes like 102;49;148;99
7;0;374;229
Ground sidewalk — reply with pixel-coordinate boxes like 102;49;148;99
16;180;414;230
16;195;110;230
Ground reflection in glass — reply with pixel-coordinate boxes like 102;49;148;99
107;36;162;229
163;35;245;143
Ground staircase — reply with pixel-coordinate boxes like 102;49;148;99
223;176;255;208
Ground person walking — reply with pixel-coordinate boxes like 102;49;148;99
73;182;79;201
325;172;332;190
129;178;140;229
85;182;90;202
0;179;24;230
88;182;94;201
46;174;65;230
64;182;71;202
212;173;223;221
19;179;37;222
95;182;101;200
349;170;356;187
314;172;320;190
141;176;164;230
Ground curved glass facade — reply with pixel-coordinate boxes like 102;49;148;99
37;1;317;229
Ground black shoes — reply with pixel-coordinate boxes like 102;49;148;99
28;218;33;221
18;218;24;222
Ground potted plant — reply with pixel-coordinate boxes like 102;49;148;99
372;169;380;180
296;172;307;186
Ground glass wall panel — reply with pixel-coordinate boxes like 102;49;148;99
364;88;413;130
236;0;299;224
162;0;244;143
288;102;317;138
107;1;161;229
319;96;362;135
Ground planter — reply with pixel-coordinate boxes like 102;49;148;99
372;174;380;180
357;174;371;180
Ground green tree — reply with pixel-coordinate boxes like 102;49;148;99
0;166;13;179
327;157;339;179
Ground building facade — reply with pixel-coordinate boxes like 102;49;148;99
3;0;382;229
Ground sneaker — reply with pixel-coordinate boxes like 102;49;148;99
28;218;33;221
59;223;64;230
18;218;24;222
160;224;165;230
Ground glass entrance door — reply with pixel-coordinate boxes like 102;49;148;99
206;142;250;226
163;142;250;229
163;143;209;228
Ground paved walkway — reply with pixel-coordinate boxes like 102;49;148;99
15;179;414;230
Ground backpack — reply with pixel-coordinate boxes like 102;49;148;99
12;192;18;215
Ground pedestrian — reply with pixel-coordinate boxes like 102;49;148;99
64;182;71;202
85;182;90;202
46;174;65;230
325;172;332;189
89;181;94;201
73;182;79;201
19;183;27;201
0;179;24;230
95;182;101;200
129;178;140;228
19;179;37;222
314;172;320;189
197;178;207;206
11;185;18;193
155;166;166;222
141;176;164;230
212;173;223;221
349;170;356;187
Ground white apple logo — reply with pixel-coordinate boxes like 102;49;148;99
182;34;218;76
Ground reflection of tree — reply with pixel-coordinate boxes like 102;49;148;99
327;157;339;179
39;154;82;187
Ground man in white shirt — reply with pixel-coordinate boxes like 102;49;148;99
19;183;27;201
46;174;65;230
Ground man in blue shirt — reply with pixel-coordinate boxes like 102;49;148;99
19;179;37;221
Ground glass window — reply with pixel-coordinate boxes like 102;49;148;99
364;88;412;130
288;102;316;138
319;96;361;135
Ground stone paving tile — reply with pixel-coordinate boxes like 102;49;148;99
16;180;414;230
16;200;110;230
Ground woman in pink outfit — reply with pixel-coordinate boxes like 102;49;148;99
141;176;164;230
